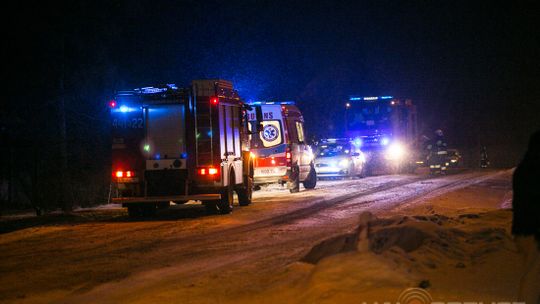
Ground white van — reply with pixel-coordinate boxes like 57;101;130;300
247;101;316;193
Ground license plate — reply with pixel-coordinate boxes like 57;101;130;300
117;177;139;183
257;168;277;175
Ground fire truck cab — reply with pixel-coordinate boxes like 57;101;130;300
345;96;418;175
110;80;262;216
247;101;316;193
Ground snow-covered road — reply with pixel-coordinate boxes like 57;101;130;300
0;169;510;303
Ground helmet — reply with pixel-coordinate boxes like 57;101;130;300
435;129;444;137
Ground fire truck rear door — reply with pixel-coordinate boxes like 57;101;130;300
145;104;186;170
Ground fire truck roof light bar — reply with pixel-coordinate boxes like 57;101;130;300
248;100;295;105
349;96;393;101
116;84;179;97
135;85;176;94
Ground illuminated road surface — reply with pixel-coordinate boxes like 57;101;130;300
0;170;508;303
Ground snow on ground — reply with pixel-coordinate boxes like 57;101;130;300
239;170;522;303
0;170;525;303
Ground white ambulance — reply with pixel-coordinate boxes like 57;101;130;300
247;101;316;193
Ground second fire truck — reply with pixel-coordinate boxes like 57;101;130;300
345;96;418;175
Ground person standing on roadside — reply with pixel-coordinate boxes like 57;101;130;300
512;129;540;303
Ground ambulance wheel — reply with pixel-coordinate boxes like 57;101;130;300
364;164;373;177
288;165;300;193
237;175;253;206
303;165;317;189
218;175;234;214
358;165;367;178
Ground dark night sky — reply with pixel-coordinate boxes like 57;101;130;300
5;0;540;166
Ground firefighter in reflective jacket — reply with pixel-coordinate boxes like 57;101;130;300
427;129;448;171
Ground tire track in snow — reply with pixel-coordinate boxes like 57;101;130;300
67;170;506;303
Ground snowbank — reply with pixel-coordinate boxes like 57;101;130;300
257;210;521;303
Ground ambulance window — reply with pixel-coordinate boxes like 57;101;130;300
295;122;305;143
260;120;283;148
287;120;298;143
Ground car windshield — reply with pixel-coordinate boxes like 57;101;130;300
346;103;392;130
317;143;351;157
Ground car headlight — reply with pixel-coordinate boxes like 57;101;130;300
338;159;349;168
386;143;406;160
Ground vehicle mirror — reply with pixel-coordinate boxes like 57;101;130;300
255;106;263;123
256;123;264;133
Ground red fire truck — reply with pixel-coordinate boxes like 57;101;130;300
247;101;317;193
109;80;262;216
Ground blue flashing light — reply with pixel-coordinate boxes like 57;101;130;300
353;138;363;147
137;87;168;94
155;154;161;160
113;105;137;113
180;152;187;159
381;137;390;146
350;96;393;101
207;130;212;137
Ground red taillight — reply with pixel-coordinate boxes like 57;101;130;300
210;97;219;105
198;167;219;176
109;100;117;108
114;170;135;178
286;147;292;167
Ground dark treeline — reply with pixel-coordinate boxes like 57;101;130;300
2;0;539;213
3;2;124;213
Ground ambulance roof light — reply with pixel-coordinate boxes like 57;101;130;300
349;96;394;101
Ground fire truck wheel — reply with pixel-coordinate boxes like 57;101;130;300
141;205;157;216
303;165;317;189
288;165;300;193
218;175;234;214
204;202;218;214
127;205;156;217
237;175;253;206
127;206;141;217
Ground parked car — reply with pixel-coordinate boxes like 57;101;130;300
314;139;366;179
